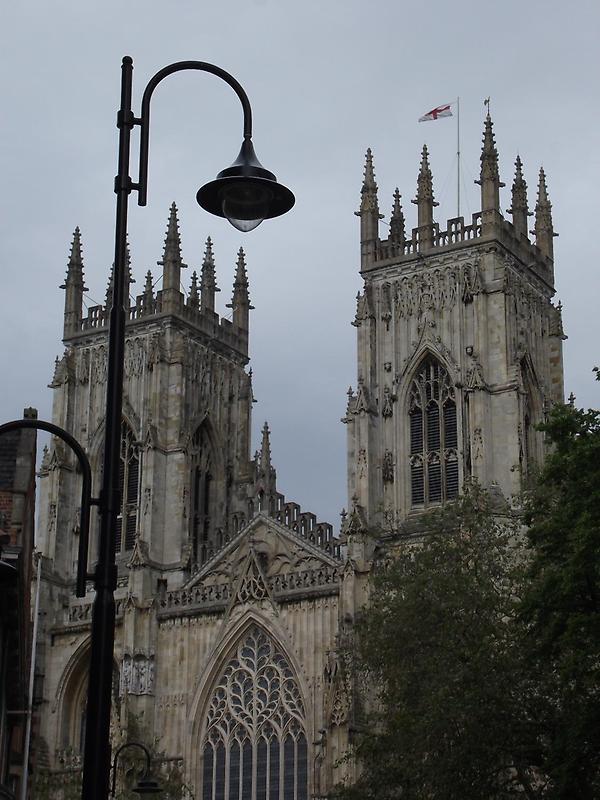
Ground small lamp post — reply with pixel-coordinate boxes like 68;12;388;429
0;56;294;800
110;742;161;797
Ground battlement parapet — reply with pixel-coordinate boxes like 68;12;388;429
71;296;248;355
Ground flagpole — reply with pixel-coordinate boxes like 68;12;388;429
456;96;461;218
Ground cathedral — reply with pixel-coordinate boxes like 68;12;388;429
33;113;564;798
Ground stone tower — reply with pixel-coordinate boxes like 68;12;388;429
34;204;344;798
346;113;564;534
38;203;262;581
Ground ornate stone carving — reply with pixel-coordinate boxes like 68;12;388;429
381;283;392;329
119;653;155;696
232;553;270;605
124;336;146;377
466;360;486;390
352;379;377;415
393;261;482;319
357;449;367;479
473;427;484;461
92;345;107;384
157;693;187;710
382;450;394;483
147;332;164;370
77;349;90;384
381;386;395;417
127;536;149;569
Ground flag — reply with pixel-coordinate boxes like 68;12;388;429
418;102;453;122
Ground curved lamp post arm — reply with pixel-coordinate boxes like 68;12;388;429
110;741;153;797
136;60;253;206
0;418;97;597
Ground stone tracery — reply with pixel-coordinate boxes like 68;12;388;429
202;625;308;800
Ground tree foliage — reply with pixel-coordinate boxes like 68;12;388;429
520;402;600;798
338;485;544;800
337;395;600;800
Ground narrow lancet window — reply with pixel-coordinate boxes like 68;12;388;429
190;425;215;565
409;356;459;507
115;422;139;553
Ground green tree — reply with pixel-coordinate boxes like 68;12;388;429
520;400;600;798
337;486;546;800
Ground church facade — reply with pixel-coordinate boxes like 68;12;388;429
33;114;563;798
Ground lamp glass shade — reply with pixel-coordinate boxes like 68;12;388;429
221;181;274;232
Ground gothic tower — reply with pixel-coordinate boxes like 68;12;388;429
35;204;343;797
347;114;564;534
38;203;260;579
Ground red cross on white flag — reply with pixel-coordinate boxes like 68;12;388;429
418;103;453;122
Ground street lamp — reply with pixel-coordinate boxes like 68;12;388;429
0;56;293;800
86;56;293;800
110;742;161;796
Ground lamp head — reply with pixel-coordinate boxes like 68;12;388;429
197;139;295;232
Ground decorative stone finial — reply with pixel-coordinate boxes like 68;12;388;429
412;145;438;250
157;203;186;310
355;149;382;267
507;154;531;239
61;227;85;288
141;270;154;315
390;188;406;245
188;271;200;310
532;167;558;260
476;113;504;215
227;247;252;334
61;227;87;337
260;421;272;471
200;236;219;312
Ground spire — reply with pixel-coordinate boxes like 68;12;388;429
227;247;252;336
141;270;155;315
200;236;219;312
507;155;531;239
61;227;87;337
355;148;382;267
64;227;84;284
532;167;557;261
188;271;200;310
255;420;276;512
476;113;504;217
125;238;134;305
259;421;272;472
105;239;133;313
360;149;377;208
105;270;114;310
412;145;438;250
157;202;186;312
389;188;406;246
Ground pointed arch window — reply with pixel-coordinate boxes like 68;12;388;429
191;425;215;566
408;356;459;506
115;422;140;553
201;626;308;800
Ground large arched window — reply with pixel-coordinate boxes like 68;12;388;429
60;654;120;758
408;356;459;506
201;626;308;800
190;425;215;566
115;422;139;553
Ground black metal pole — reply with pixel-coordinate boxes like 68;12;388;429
81;55;134;800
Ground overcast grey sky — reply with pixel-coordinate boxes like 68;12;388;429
1;0;598;527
